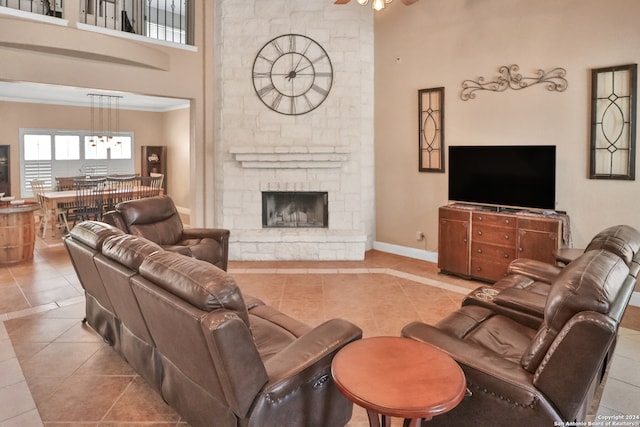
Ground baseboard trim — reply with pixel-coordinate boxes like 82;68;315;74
372;241;640;308
372;241;438;263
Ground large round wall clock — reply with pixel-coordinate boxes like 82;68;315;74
252;34;333;116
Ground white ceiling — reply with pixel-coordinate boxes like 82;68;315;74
0;81;190;112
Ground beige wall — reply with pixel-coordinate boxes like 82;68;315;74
374;0;640;252
162;107;190;209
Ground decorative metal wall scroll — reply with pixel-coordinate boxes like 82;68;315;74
460;65;568;101
589;64;637;180
418;87;445;172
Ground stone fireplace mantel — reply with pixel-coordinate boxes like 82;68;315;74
230;146;351;169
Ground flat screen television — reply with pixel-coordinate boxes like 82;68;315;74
448;145;556;210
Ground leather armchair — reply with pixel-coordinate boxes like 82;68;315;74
103;195;230;270
402;249;636;426
462;225;640;323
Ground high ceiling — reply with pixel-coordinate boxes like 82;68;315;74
0;81;189;112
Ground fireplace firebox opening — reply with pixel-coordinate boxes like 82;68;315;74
262;192;328;228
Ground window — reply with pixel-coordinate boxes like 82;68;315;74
20;129;135;197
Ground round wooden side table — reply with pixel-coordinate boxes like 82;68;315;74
331;336;466;427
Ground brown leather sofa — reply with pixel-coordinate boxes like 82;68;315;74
103;195;230;270
402;246;637;426
64;220;362;427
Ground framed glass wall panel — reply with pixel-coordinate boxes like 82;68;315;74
590;64;637;180
418;87;445;172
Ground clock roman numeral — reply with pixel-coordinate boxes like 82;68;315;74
271;40;284;56
271;93;283;109
310;53;327;64
257;53;275;65
288;35;296;53
311;84;329;96
290;97;296;115
253;71;271;79
302;94;314;109
258;84;275;97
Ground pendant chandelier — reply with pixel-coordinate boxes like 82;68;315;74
88;93;123;148
334;0;418;11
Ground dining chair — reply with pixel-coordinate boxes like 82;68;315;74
71;177;106;225
105;175;137;211
136;174;164;199
30;178;69;238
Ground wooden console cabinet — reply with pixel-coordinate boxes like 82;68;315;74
438;205;563;282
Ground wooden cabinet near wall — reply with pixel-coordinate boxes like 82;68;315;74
0;145;9;196
438;205;562;282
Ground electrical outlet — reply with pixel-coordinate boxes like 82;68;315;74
416;231;425;241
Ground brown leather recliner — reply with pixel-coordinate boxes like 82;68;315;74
103;195;230;270
402;248;636;426
462;224;640;324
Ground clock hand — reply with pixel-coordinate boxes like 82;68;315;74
292;41;313;72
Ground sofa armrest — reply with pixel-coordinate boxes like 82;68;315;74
507;258;562;283
262;318;362;400
182;227;230;242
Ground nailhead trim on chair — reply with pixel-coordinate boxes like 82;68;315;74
467;381;539;409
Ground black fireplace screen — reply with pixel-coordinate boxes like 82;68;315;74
262;192;328;228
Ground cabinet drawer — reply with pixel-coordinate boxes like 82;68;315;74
440;207;471;222
470;258;510;282
472;212;516;228
472;226;517;246
517;217;560;233
471;242;516;262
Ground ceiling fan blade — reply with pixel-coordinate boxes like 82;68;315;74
335;0;351;4
401;0;419;4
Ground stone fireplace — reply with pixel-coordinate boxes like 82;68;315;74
262;192;328;228
220;146;372;261
214;0;374;261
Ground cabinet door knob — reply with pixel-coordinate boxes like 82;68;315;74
463;238;467;243
504;253;509;258
477;248;482;253
478;216;483;221
477;230;483;236
519;247;524;252
504;234;510;240
505;219;510;224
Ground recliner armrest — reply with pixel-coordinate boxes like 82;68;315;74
493;287;546;317
262;319;362;399
182;227;230;242
507;258;562;283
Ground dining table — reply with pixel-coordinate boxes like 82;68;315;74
41;185;163;212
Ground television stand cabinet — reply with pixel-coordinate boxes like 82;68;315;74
438;204;566;283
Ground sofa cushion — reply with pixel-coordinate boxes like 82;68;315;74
69;220;124;250
139;251;250;325
520;249;629;372
101;234;163;271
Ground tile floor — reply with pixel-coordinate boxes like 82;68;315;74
1;233;639;426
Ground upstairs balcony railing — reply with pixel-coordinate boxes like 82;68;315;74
0;0;192;46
